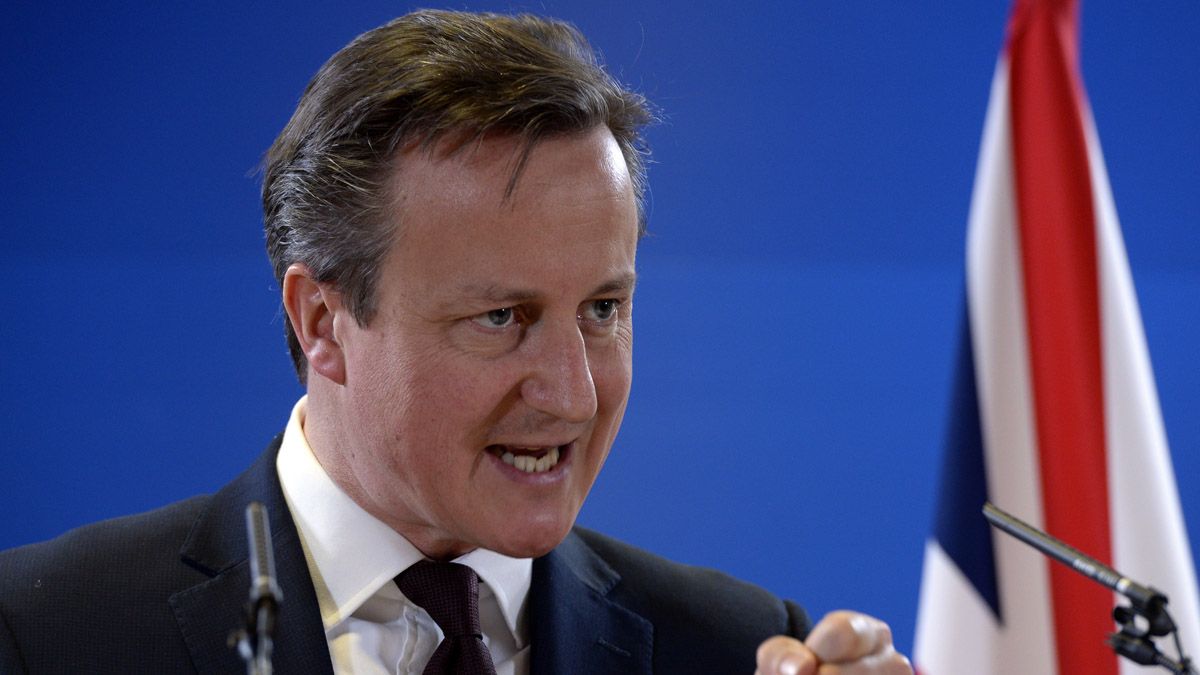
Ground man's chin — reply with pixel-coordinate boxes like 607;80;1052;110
485;519;575;559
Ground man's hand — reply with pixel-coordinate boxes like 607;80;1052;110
755;610;912;675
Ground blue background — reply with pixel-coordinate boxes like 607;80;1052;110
3;1;1197;655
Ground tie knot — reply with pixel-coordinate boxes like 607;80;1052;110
396;560;483;638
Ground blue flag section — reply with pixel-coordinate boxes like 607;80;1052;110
933;310;1000;622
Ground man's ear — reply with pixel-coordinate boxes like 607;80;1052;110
282;263;347;385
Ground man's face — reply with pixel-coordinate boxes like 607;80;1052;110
322;126;638;559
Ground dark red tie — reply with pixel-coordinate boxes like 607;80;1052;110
396;560;498;675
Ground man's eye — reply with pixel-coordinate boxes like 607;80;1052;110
582;299;620;323
472;307;516;329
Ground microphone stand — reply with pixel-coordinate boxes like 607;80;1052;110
984;502;1196;674
230;502;283;675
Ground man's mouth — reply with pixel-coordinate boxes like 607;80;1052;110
487;444;565;474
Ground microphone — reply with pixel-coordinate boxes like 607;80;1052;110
237;502;282;675
982;502;1168;622
983;502;1194;674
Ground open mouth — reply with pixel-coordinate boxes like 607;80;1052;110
487;444;566;474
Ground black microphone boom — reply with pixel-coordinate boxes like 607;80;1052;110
983;501;1194;674
982;502;1167;616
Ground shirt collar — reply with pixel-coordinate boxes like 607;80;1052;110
455;546;532;644
275;396;531;640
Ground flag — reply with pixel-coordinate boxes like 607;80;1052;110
912;0;1200;673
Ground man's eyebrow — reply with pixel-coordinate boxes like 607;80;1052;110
590;271;638;297
447;272;638;307
448;284;540;306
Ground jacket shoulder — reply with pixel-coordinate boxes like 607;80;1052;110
0;494;214;671
570;527;810;668
0;494;211;587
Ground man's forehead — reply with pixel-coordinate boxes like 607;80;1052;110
391;126;630;205
380;124;639;313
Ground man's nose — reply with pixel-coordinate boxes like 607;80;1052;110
520;320;598;423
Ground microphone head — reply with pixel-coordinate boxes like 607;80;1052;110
245;502;282;604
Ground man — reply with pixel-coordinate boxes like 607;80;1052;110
0;10;910;674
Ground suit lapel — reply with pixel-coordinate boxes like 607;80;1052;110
529;530;653;675
169;436;334;675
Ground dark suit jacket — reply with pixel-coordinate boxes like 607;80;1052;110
0;436;810;673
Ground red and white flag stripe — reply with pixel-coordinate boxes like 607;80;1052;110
914;1;1200;673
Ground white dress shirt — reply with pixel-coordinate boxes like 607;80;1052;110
275;397;532;674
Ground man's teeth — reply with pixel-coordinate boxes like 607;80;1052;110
499;446;561;473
